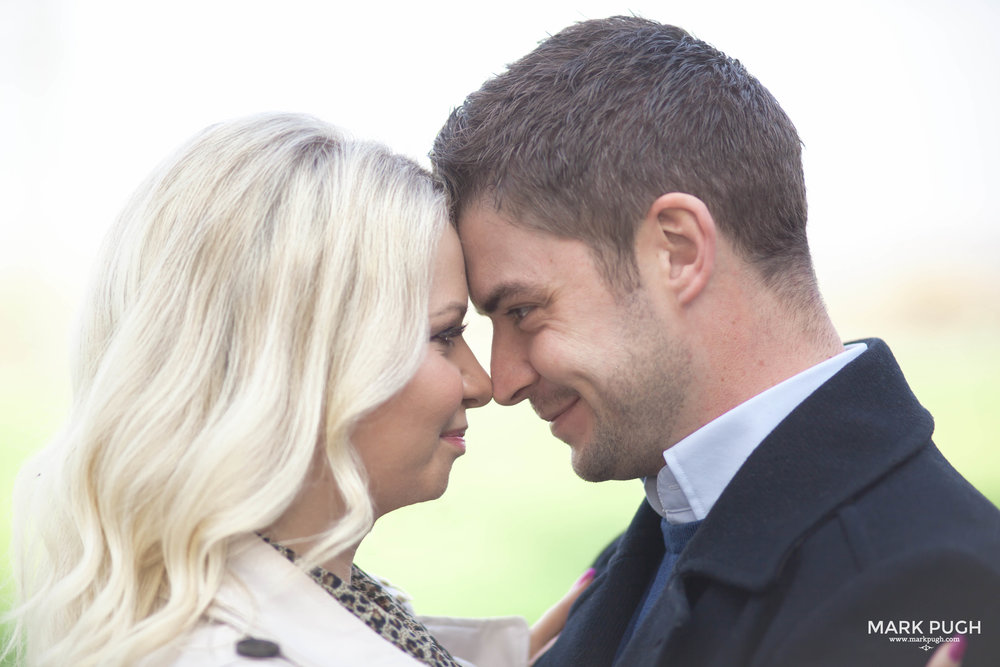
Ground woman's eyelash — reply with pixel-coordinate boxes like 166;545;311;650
432;323;468;346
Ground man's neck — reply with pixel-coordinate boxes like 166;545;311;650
679;272;843;446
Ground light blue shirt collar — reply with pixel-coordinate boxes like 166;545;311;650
645;343;867;524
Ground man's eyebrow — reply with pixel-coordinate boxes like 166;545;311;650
477;282;543;316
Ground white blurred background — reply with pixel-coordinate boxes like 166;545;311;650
2;0;998;620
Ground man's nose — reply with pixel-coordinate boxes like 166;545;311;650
489;329;537;406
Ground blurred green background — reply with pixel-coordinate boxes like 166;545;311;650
4;303;999;647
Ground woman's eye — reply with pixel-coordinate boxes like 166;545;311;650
432;323;468;347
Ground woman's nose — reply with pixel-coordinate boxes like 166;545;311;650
460;341;492;408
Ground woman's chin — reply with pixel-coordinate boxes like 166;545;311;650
417;475;452;506
375;474;454;516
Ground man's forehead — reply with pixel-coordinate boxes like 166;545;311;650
455;220;525;304
457;201;563;258
457;205;530;268
456;199;517;235
456;207;582;317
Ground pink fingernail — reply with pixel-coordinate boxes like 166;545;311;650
574;568;596;587
948;634;967;660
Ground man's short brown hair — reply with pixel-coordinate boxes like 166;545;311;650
432;16;814;293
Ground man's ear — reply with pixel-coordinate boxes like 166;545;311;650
636;192;716;305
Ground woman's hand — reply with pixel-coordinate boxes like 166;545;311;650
528;568;596;665
925;635;966;667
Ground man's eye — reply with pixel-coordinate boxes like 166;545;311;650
432;323;468;347
507;306;534;323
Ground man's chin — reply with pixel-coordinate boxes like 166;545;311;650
569;442;659;482
569;448;624;483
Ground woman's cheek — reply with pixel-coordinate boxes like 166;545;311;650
410;355;464;422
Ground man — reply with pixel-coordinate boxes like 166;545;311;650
431;16;1000;666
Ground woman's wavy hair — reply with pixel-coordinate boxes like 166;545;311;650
7;113;446;666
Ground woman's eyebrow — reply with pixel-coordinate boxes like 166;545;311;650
431;301;468;320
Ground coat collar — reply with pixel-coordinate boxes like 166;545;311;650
673;338;934;592
206;537;424;666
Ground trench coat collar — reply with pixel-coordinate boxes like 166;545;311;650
210;537;425;666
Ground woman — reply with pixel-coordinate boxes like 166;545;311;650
8;113;581;666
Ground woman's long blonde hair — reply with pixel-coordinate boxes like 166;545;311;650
7;113;446;666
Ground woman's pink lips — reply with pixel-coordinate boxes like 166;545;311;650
441;429;467;453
